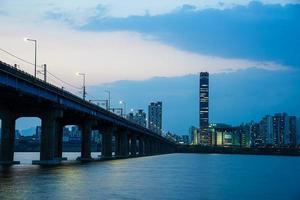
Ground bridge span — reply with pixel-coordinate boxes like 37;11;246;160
0;61;176;165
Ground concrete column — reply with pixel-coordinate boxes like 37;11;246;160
114;132;120;157
81;120;92;161
0;110;19;165
130;134;137;156
145;138;150;155
102;128;113;158
138;136;144;156
120;131;129;157
54;121;64;160
34;109;63;165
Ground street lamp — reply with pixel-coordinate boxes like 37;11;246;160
119;100;126;117
76;72;86;100
105;90;111;110
24;38;37;77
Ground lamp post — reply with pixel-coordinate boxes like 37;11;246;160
119;100;126;117
76;72;86;100
105;90;111;110
24;38;37;77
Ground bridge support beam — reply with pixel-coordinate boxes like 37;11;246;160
130;134;137;156
102;128;113;159
0;109;19;165
138;136;144;156
80;120;93;162
144;138;150;156
114;131;121;158
54;121;65;160
33;109;63;165
120;131;129;158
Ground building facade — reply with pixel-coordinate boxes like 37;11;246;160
199;72;210;145
189;126;199;145
260;115;273;145
148;101;162;135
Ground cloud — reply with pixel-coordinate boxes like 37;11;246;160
82;1;300;68
0;1;293;89
0;18;285;89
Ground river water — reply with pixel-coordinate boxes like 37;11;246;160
1;153;300;200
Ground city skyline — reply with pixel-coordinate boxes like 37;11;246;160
1;0;300;135
1;1;300;200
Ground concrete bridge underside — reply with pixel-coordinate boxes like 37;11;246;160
0;61;176;165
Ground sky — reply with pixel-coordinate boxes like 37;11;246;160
0;0;300;134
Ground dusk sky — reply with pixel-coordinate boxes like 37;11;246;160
1;0;299;134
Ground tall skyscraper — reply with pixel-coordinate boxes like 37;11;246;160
148;101;162;135
199;72;210;145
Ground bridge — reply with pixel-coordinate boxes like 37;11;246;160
0;61;176;165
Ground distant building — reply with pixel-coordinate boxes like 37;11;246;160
148;101;162;135
209;124;240;146
127;112;135;122
135;109;147;128
260;115;273;145
182;135;189;144
199;72;210;145
237;123;251;147
272;113;289;146
297;117;300;145
165;132;180;143
288;116;297;145
127;109;147;128
250;122;261;147
189;126;199;145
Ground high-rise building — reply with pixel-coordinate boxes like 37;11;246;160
199;72;209;145
260;115;273;145
272;113;288;146
288;116;297;145
148;101;162;135
238;123;251;147
127;109;147;128
135;109;147;128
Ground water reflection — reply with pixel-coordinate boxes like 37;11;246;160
1;154;300;200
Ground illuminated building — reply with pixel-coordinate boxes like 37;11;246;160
189;126;199;145
199;72;210;145
148;101;162;135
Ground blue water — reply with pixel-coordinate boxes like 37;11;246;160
1;153;300;200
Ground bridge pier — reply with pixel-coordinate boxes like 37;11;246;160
0;109;20;165
120;131;129;158
79;120;93;162
114;131;121;158
101;127;113;159
144;137;150;155
54;121;65;161
33;109;63;165
130;134;137;157
138;136;145;156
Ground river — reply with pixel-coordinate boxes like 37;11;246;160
1;153;300;200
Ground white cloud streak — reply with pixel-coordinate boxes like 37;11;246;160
0;17;286;89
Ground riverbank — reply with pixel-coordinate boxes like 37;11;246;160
176;145;300;156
